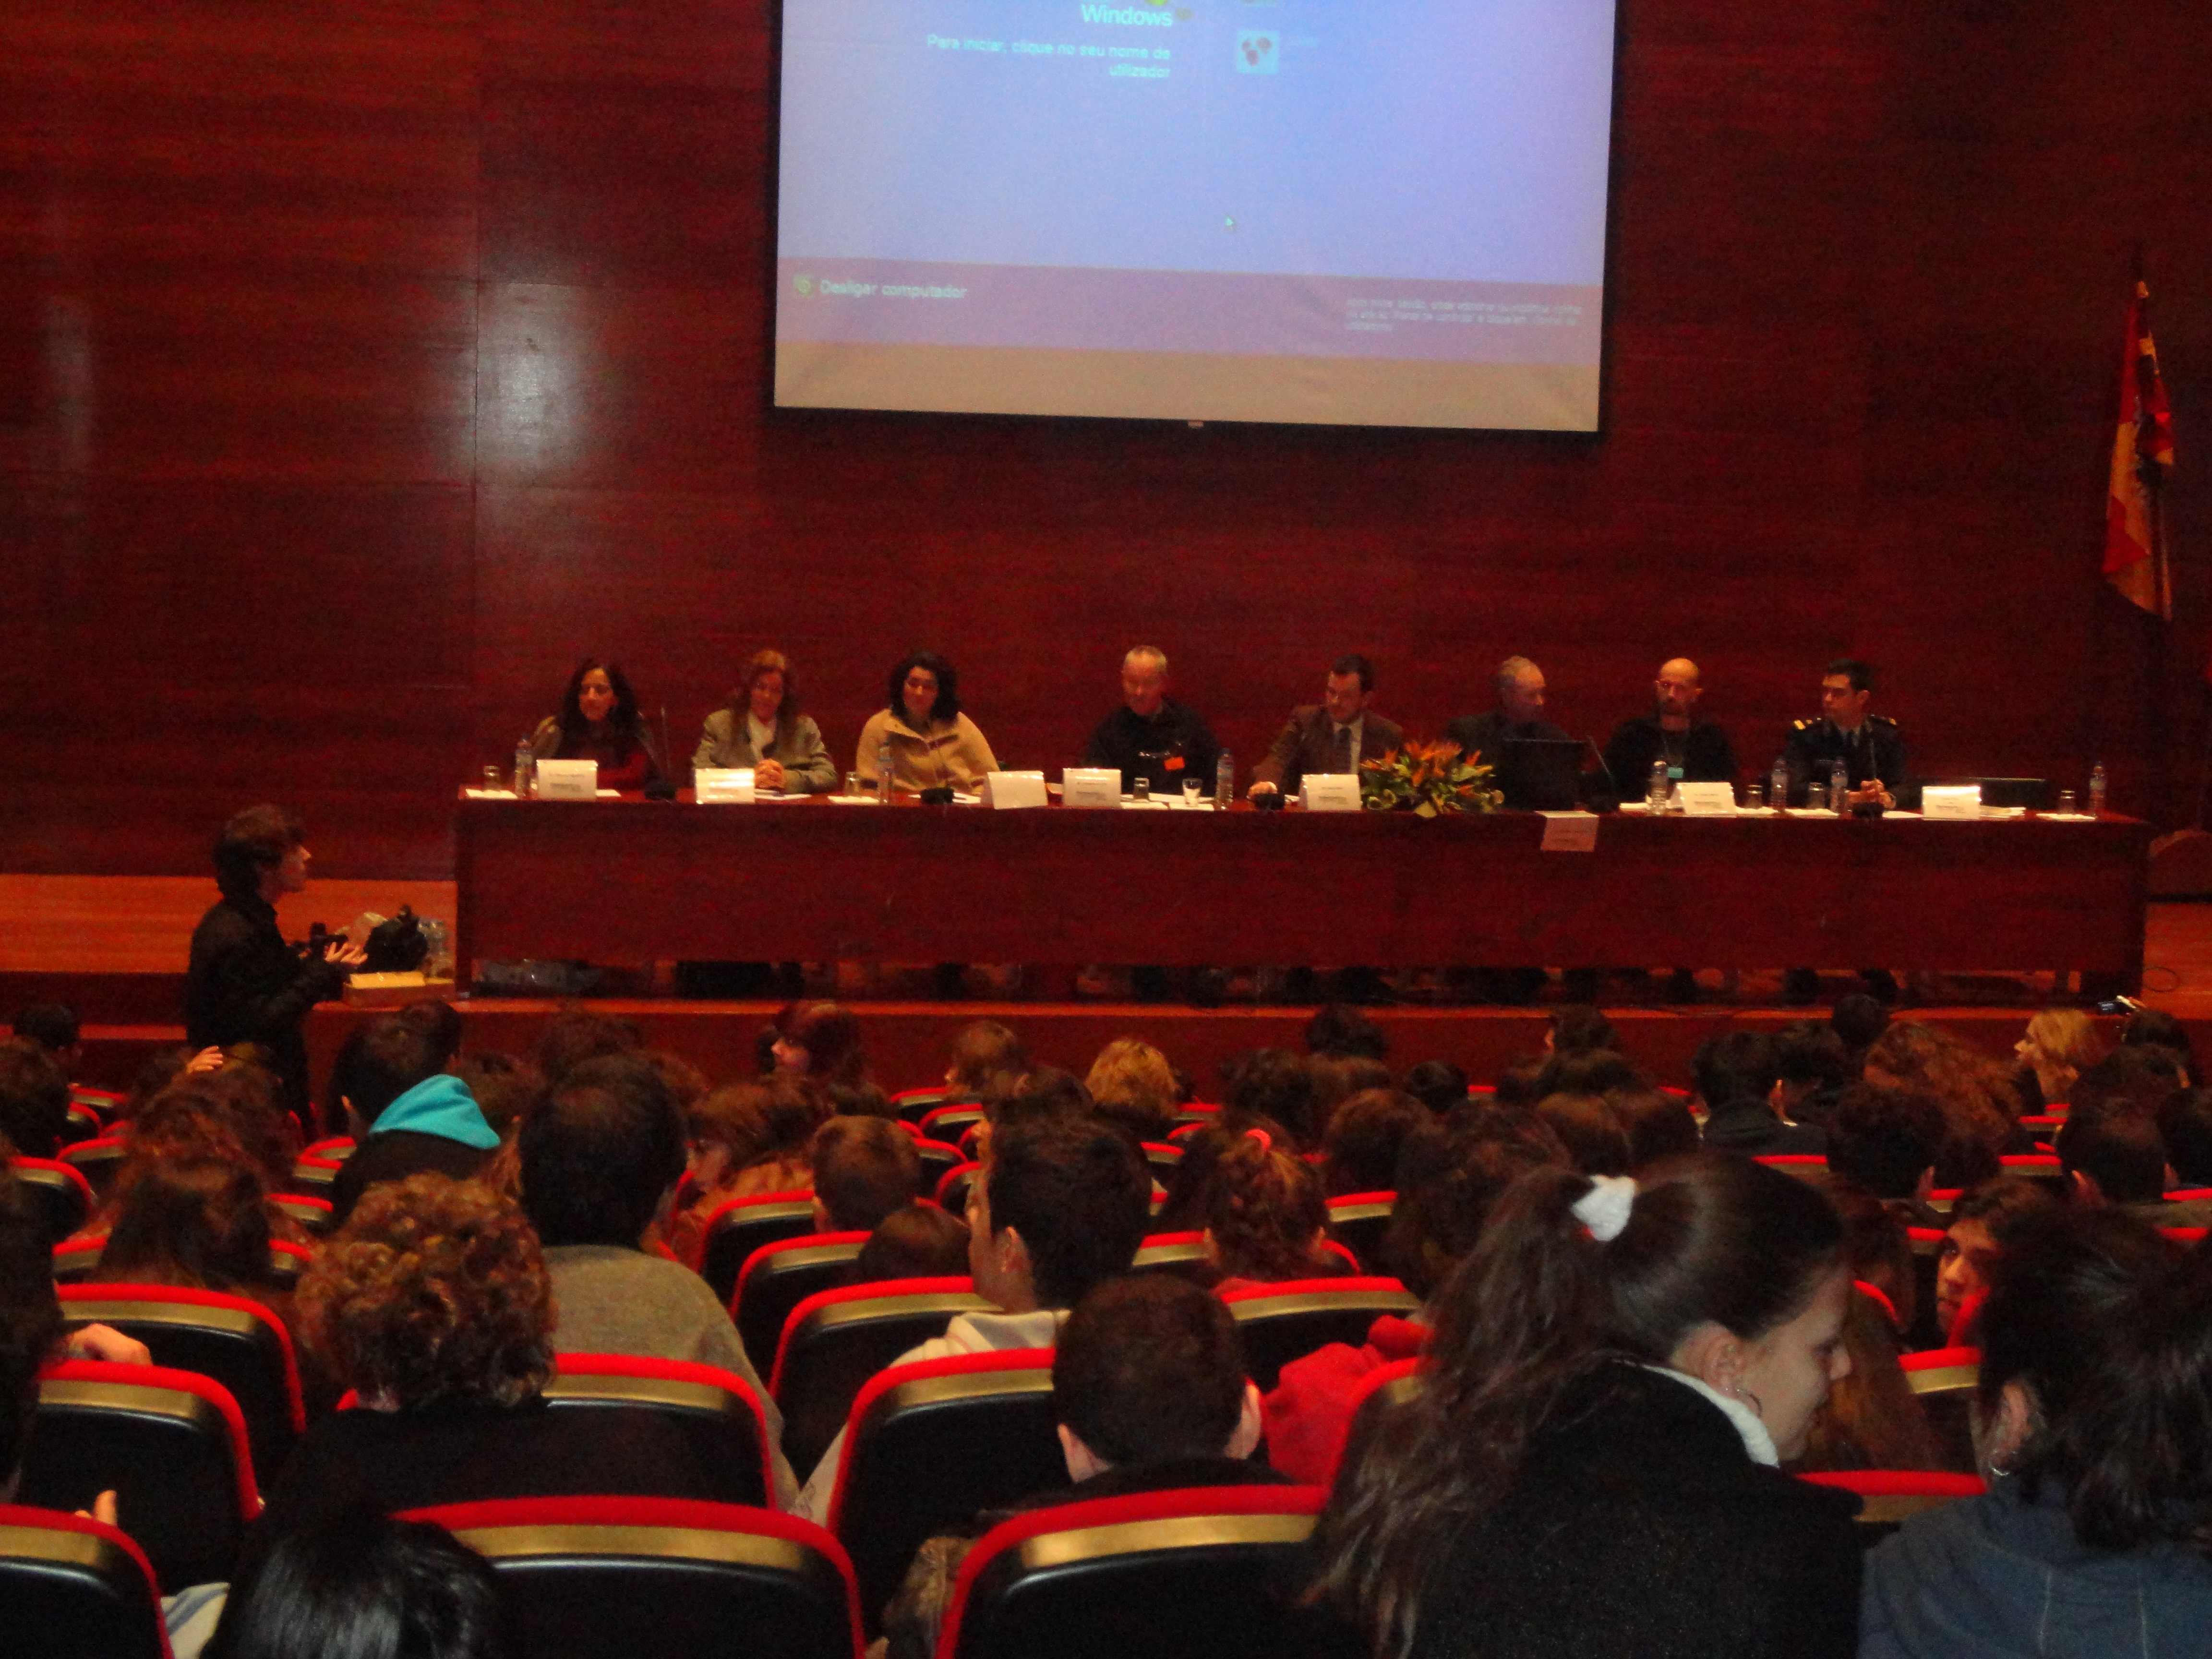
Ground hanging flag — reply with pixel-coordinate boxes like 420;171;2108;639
2103;277;2176;618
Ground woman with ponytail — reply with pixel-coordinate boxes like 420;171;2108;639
1861;1212;2212;1658
1312;1153;1861;1659
1202;1130;1339;1290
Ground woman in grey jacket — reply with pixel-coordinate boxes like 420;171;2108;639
1860;1210;2212;1659
692;648;836;793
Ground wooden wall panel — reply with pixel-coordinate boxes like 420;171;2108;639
5;0;2210;878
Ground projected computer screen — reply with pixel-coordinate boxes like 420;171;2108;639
773;0;1618;431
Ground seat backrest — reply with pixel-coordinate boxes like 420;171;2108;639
1219;1278;1420;1391
771;1278;992;1475
1900;1345;1981;1472
18;1360;260;1594
934;1161;982;1212
301;1136;357;1160
269;1192;334;1235
920;1103;986;1141
698;1190;818;1307
732;1231;869;1379
910;1137;964;1189
1129;1230;1210;1283
407;1496;862;1659
11;1157;96;1244
284;1155;343;1197
64;1100;106;1142
57;1285;303;1489
1800;1470;1985;1538
827;1349;1062;1634
1329;1358;1425;1492
940;1485;1327;1659
59;1135;132;1202
892;1087;952;1123
543;1355;775;1509
0;1504;172;1659
1324;1191;1395;1274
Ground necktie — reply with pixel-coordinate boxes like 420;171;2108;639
1333;725;1353;773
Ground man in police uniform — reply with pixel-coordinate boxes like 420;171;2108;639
1779;658;1908;811
1780;659;1906;1004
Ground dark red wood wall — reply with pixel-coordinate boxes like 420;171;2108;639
7;0;2209;878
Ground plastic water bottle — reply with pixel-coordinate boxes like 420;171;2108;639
1769;757;1789;811
1646;759;1670;811
512;743;534;799
1830;757;1849;812
1215;751;1234;807
877;740;894;803
2089;762;2107;817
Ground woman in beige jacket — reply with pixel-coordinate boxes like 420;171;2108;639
855;651;999;793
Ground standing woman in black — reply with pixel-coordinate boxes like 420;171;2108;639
184;805;366;1129
1313;1154;1862;1659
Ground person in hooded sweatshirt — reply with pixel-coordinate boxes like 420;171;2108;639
328;1010;498;1226
793;1116;1153;1523
1859;1209;2212;1659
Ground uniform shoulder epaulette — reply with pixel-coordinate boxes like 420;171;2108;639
1792;718;1816;732
1870;714;1899;730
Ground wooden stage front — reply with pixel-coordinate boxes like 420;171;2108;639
6;871;2208;1097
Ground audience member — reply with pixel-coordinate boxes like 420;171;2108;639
1321;1089;1426;1197
451;1052;541;1140
1831;993;1891;1073
209;1510;514;1659
2119;1006;2196;1086
1546;1005;1617;1058
1532;1048;1644;1101
634;1048;708;1115
531;1009;641;1086
944;1020;1027;1102
1083;1037;1178;1144
1825;1083;1947;1217
2156;1087;2212;1188
1306;1004;1389;1062
664;1075;830;1260
2011;1008;2106;1113
1861;1209;2212;1656
2054;1100;2171;1210
517;1055;794;1503
795;1117;1151;1520
2069;1044;2183;1119
1934;1176;2060;1342
879;1275;1278;1659
1863;1022;2017;1164
772;1001;869;1092
1491;1056;1549;1109
1773;1021;1853;1129
1534;1092;1632;1177
1399;1060;1468;1118
329;1015;498;1227
1308;1054;1393;1142
809;1115;922;1233
11;1003;82;1073
1695;1030;1824;1156
1609;1087;1700;1168
1203;1130;1338;1289
1797;1285;1945;1475
1313;1155;1861;1656
1826;1180;1918;1336
122;1045;193;1122
853;1202;972;1284
250;1175;726;1573
826;1078;895;1119
1221;1049;1319;1148
94;1154;276;1298
0;1037;71;1159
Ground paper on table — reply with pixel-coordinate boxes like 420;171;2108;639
1675;782;1737;817
828;796;882;805
1539;812;1599;853
2040;812;2095;821
463;789;517;799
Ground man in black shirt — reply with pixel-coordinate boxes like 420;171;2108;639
1602;657;1736;801
1083;646;1222;795
184;805;365;1126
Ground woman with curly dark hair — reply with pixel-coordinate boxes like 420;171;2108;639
528;657;663;792
242;1174;724;1577
853;650;998;795
1202;1130;1340;1290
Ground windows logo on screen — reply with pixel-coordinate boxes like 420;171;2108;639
1236;30;1277;72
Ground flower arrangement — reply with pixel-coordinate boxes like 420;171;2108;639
1358;739;1503;817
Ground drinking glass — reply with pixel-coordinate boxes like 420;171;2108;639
1804;780;1827;812
1133;777;1151;801
1183;778;1203;806
2056;788;2077;815
481;765;501;793
844;770;862;797
1741;779;1764;810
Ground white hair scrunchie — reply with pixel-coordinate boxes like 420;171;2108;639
1572;1175;1637;1243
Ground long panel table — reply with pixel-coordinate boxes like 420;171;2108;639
453;796;2150;987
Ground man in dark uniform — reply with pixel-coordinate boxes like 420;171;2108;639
1778;658;1908;811
1778;661;1907;1004
1603;657;1736;801
1083;646;1222;795
185;804;366;1125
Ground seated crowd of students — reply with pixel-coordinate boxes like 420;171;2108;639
1;994;2211;1657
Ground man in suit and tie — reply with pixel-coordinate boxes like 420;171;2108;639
1249;654;1405;800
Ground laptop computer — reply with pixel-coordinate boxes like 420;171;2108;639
1497;739;1586;812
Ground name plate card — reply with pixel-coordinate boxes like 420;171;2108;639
1300;774;1362;812
534;759;598;801
1061;769;1122;809
1675;782;1738;817
985;771;1048;809
694;768;757;804
1539;812;1599;853
1922;785;1983;820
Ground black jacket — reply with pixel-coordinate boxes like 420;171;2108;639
184;893;346;1122
1604;715;1738;794
1410;1363;1862;1659
329;1130;493;1227
1700;1100;1827;1158
1084;699;1224;794
1780;716;1911;809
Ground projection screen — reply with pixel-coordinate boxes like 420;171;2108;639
773;0;1619;431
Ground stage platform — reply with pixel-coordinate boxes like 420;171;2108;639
5;875;2207;1095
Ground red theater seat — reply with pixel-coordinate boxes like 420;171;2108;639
283;1154;345;1200
1129;1230;1210;1282
59;1135;131;1202
733;1231;870;1378
269;1192;333;1235
1324;1190;1395;1274
697;1190;819;1306
406;1497;863;1659
934;1161;981;1213
1218;1278;1420;1392
911;1137;965;1192
940;1485;1327;1659
17;1360;260;1593
919;1103;986;1142
0;1504;172;1659
824;1349;1062;1634
1800;1469;1985;1533
770;1277;992;1476
1900;1346;1981;1473
11;1158;96;1244
57;1285;303;1487
543;1355;776;1510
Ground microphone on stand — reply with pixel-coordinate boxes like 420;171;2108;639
643;703;679;800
